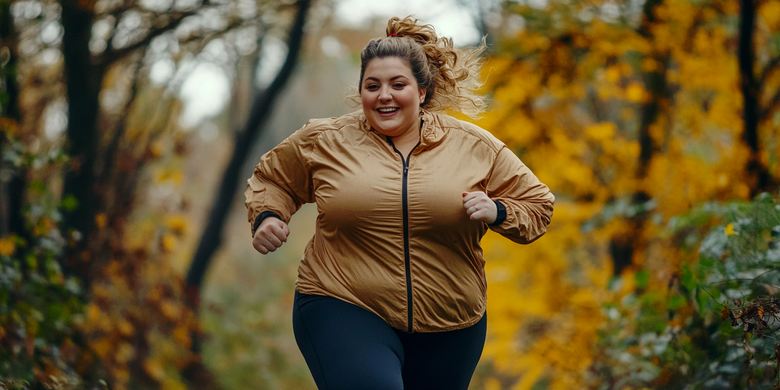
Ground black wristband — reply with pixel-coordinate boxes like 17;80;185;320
489;200;507;226
253;211;283;232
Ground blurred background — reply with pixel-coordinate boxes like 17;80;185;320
2;0;780;389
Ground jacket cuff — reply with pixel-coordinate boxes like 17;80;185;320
489;200;507;226
253;211;283;233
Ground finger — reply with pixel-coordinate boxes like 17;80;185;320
253;241;269;254
465;198;487;211
462;192;478;203
265;233;283;248
282;223;290;238
269;224;289;243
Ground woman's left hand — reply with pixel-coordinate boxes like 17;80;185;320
462;191;497;224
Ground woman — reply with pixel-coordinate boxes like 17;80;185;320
244;16;554;390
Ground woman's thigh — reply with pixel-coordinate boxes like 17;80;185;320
395;314;487;390
292;292;405;390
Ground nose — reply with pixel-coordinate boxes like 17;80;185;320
379;85;392;101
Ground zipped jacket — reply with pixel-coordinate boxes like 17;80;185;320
245;110;554;332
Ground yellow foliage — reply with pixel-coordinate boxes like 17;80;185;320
165;215;188;235
161;378;188;390
160;300;183;320
585;123;616;142
95;213;107;229
475;0;772;385
115;343;136;364
155;168;184;184
625;83;647;103
605;66;621;83
117;319;134;337
161;233;178;252
759;1;780;31
172;325;191;349
0;237;16;256
144;358;167;381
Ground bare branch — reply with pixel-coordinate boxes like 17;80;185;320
759;55;780;86
760;89;780;123
176;17;248;50
100;50;146;188
185;0;312;312
96;9;200;67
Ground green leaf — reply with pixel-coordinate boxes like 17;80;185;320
60;195;78;212
635;270;650;289
681;265;696;292
668;294;687;310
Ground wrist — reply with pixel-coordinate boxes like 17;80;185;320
254;211;282;232
488;200;506;226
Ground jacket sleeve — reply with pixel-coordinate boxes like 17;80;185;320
485;146;554;244
244;124;316;236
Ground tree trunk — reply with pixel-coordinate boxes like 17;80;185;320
738;0;769;196
183;0;310;364
0;0;25;238
609;0;668;276
60;1;105;282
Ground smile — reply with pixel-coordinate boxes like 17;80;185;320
377;107;399;114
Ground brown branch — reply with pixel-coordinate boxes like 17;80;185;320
760;89;780;123
185;0;312;312
99;51;146;189
175;18;248;51
96;9;202;67
759;55;780;86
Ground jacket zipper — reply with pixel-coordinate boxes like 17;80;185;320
388;138;418;333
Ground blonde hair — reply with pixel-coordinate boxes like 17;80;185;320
356;16;487;119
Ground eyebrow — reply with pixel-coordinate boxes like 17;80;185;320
363;75;410;83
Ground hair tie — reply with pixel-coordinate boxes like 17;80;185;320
389;33;397;37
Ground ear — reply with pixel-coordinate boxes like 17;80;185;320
419;87;427;103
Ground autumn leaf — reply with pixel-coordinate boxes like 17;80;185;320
145;358;167;381
95;213;107;229
725;223;738;236
0;237;15;256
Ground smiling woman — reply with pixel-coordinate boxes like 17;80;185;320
360;57;426;154
244;16;555;390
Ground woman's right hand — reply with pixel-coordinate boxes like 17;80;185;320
253;217;290;254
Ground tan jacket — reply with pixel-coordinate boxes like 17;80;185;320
245;110;554;332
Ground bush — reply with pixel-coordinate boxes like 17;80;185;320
592;192;780;389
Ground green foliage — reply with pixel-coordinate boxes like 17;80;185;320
592;192;780;389
0;130;85;388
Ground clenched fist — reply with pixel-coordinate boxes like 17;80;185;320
462;191;497;224
253;217;290;254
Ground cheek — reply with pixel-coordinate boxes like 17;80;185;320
360;93;373;109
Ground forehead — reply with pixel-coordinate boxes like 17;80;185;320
362;57;414;81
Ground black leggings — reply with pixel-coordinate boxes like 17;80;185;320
292;291;486;390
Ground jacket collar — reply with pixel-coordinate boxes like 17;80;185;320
358;109;446;148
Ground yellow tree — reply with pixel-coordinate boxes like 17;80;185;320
473;0;780;388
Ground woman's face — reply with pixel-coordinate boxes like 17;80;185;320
360;57;426;140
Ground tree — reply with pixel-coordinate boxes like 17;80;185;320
185;0;311;332
470;0;780;388
0;0;320;387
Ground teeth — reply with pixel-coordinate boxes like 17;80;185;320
378;108;398;113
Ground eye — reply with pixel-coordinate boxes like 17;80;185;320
393;82;406;89
365;84;379;91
